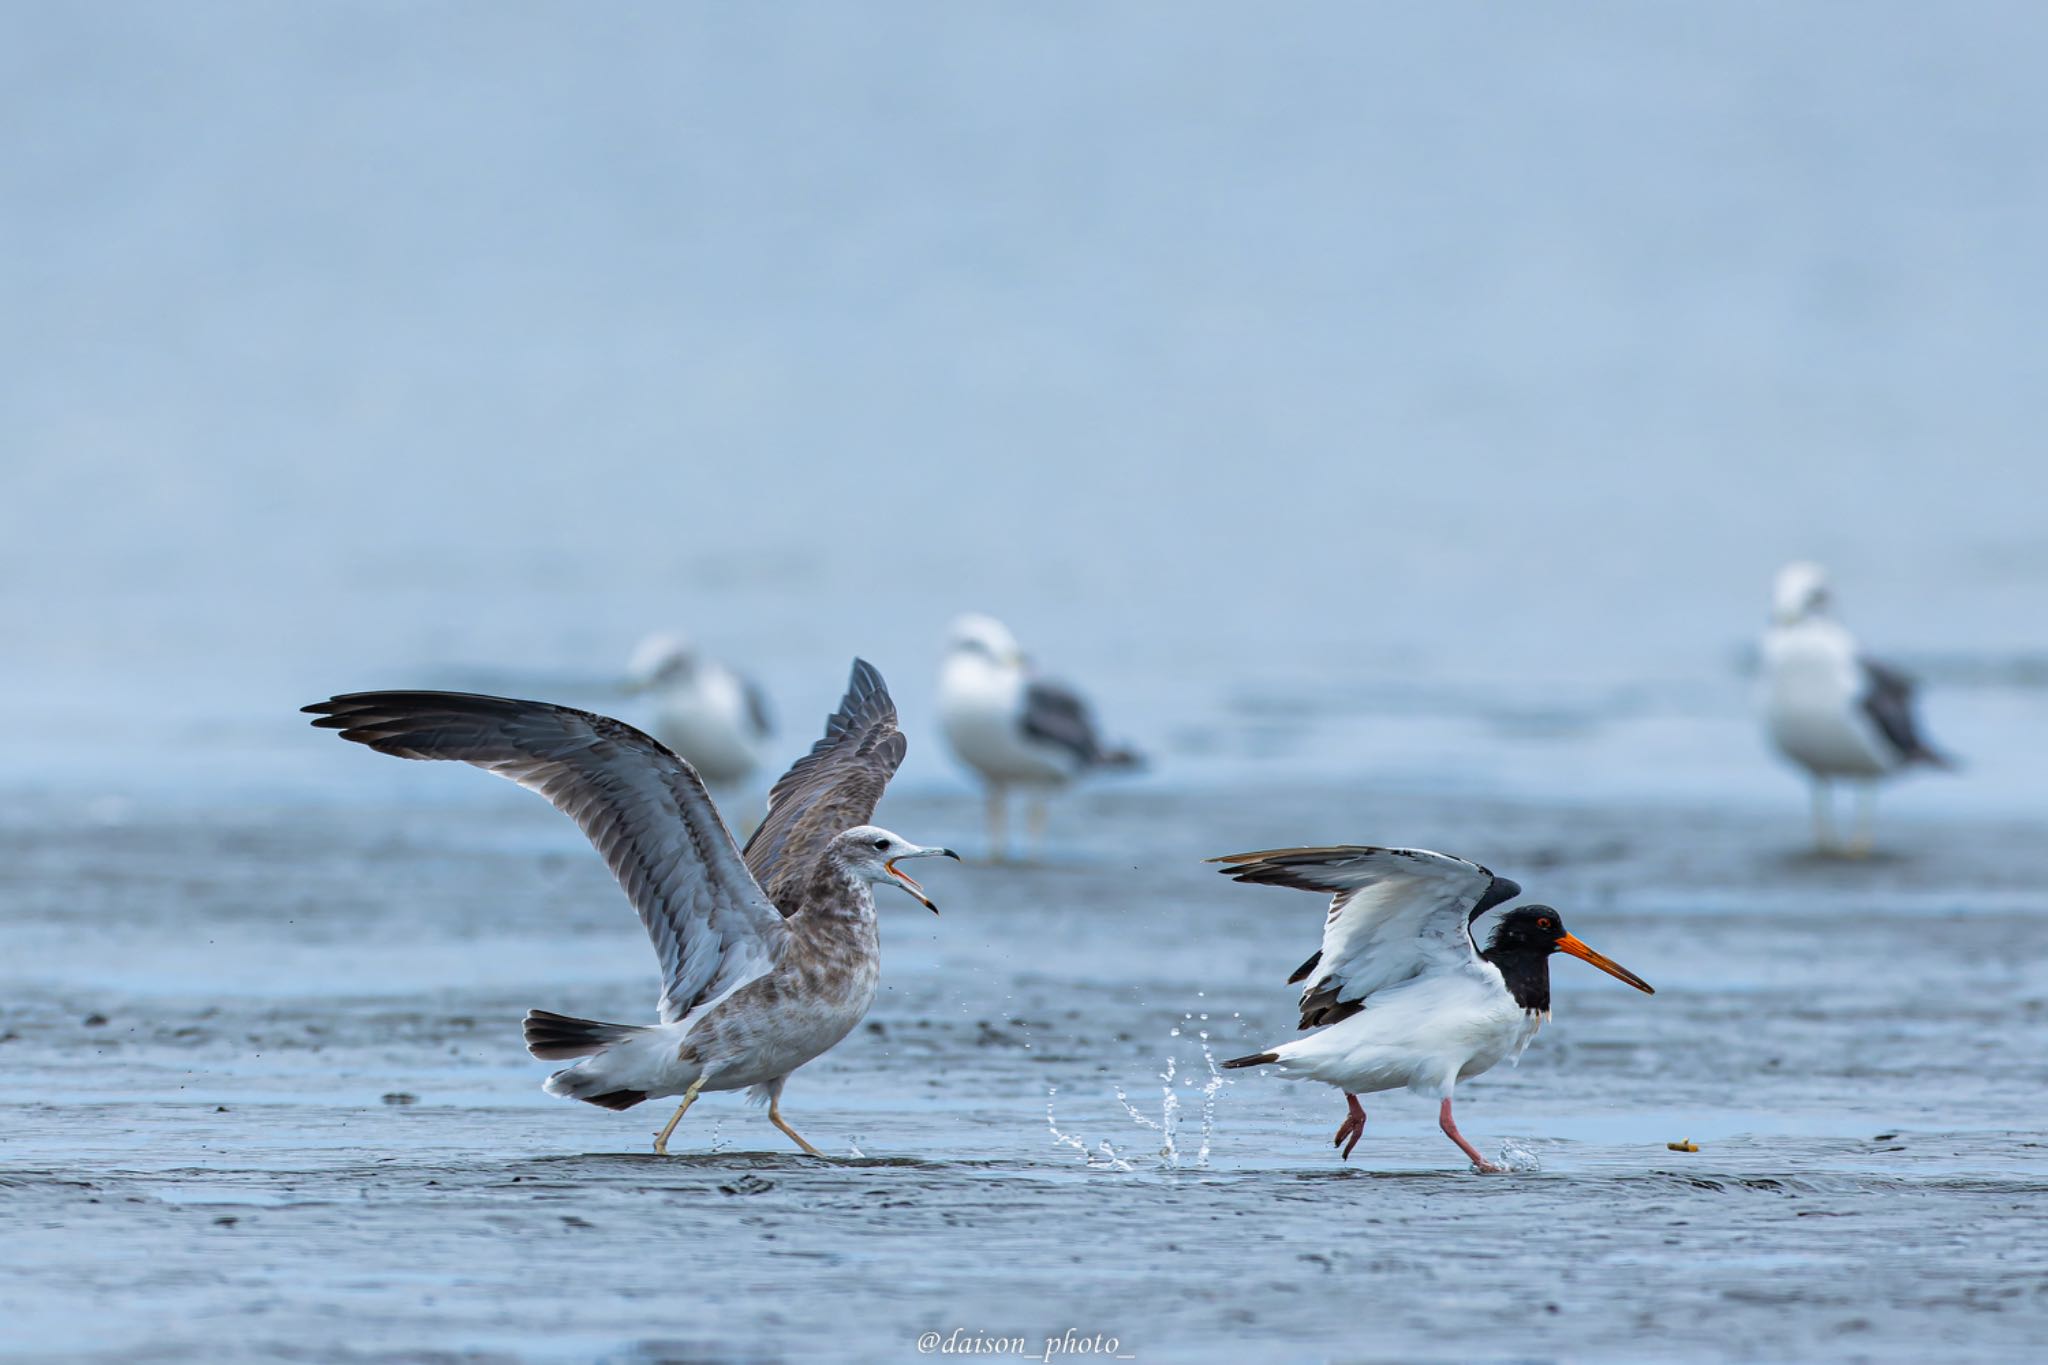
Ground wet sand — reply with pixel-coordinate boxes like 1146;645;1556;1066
5;783;2045;1362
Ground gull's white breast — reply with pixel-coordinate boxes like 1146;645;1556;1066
651;664;761;784
938;654;1077;785
1762;620;1892;777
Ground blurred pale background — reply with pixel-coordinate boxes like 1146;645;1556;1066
3;2;2040;816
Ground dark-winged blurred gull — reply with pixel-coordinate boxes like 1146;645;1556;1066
1214;846;1653;1172
1762;563;1951;854
938;613;1139;859
304;659;955;1157
624;631;773;787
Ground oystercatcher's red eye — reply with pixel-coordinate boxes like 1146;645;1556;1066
1537;918;1551;929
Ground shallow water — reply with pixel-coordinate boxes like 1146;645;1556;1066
6;784;2046;1362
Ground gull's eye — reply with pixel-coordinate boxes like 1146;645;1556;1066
872;837;890;851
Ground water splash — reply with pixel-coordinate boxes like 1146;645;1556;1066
1047;1086;1135;1171
1493;1138;1543;1173
1193;1036;1226;1168
1049;1024;1230;1171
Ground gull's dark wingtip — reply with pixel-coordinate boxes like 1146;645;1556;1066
302;694;381;730
845;657;887;699
302;697;358;730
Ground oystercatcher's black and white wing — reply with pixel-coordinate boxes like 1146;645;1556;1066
303;691;790;1024
743;658;907;916
1210;846;1522;1028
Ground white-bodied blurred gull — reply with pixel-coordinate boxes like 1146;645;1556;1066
305;659;955;1156
1762;563;1951;854
624;632;773;787
938;613;1139;859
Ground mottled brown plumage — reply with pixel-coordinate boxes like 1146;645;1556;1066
304;660;950;1156
743;658;907;915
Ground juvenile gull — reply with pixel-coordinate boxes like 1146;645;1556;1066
304;659;955;1156
1762;562;1952;854
1214;846;1653;1172
624;631;773;787
938;613;1140;859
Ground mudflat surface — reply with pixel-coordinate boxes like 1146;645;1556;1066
5;785;2044;1362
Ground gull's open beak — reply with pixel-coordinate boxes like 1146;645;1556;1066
1556;933;1655;994
885;846;961;915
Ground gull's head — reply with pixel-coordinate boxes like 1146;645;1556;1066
1771;562;1831;625
626;632;696;691
832;825;960;914
1486;906;1655;995
947;613;1024;668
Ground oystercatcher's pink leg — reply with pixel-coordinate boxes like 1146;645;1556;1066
1439;1097;1500;1173
1331;1093;1366;1160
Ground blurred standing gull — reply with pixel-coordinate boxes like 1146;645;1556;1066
938;613;1140;858
625;632;773;788
1762;563;1951;854
1214;846;1653;1172
304;660;955;1156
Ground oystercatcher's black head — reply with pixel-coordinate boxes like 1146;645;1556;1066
1482;905;1655;1011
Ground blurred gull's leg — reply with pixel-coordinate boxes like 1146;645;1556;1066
1847;782;1878;857
986;785;1008;862
1811;780;1837;853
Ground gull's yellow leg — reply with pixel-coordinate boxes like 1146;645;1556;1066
768;1095;825;1157
986;786;1008;863
1811;781;1836;853
652;1077;704;1156
1846;783;1878;858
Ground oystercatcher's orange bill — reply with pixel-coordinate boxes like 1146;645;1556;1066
1556;933;1654;994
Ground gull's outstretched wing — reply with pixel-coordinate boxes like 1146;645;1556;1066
304;691;789;1024
1211;846;1522;1029
743;658;906;915
1859;656;1950;767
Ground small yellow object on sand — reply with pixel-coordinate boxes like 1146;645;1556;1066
1667;1139;1700;1152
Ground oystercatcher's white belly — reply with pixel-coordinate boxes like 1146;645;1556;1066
1268;968;1535;1099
